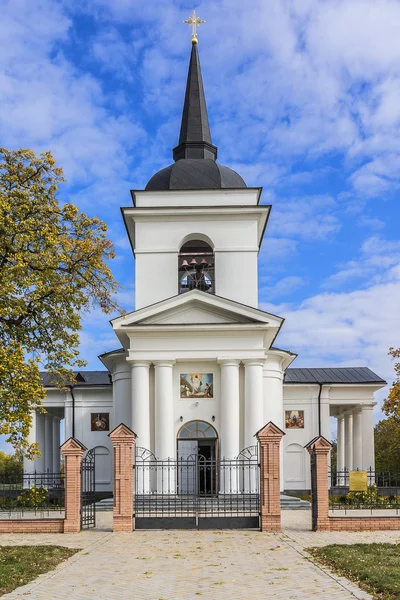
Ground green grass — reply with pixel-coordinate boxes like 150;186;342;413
0;545;78;596
308;543;400;600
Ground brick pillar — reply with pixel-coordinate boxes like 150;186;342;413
256;422;285;532
306;436;332;531
109;423;137;532
60;437;86;533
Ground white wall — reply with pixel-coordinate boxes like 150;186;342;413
134;213;262;309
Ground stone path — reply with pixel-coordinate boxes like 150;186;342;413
1;511;399;599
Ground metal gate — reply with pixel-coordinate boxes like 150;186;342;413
81;447;96;529
310;446;318;531
134;446;259;529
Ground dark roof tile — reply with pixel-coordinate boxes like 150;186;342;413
284;367;386;385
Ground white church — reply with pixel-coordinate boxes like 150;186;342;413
25;38;386;494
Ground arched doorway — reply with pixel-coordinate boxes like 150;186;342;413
177;420;218;495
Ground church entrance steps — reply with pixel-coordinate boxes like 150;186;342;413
95;498;114;511
280;494;311;510
96;494;310;512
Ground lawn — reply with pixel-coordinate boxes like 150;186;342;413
309;543;400;600
0;545;78;596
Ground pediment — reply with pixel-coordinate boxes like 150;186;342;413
138;301;256;326
112;290;284;330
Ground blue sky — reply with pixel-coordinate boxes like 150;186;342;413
2;0;400;429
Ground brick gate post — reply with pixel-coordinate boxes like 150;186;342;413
60;437;87;533
109;423;137;532
256;422;285;532
306;436;332;531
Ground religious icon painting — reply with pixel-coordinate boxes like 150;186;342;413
91;413;110;432
285;410;304;429
180;373;213;398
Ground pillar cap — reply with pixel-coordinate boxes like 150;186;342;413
60;437;87;454
109;422;137;440
255;421;285;440
305;435;332;453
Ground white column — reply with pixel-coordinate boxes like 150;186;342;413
44;415;53;472
244;360;264;494
337;414;345;472
154;361;175;494
244;360;265;448
219;359;240;459
131;361;151;451
52;417;61;472
36;412;46;472
113;363;132;426
344;411;353;471
263;355;284;491
154;361;175;460
219;359;240;494
320;387;331;441
352;407;363;470
23;410;37;474
361;403;375;471
64;397;73;440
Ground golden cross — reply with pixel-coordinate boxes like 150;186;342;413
183;10;205;44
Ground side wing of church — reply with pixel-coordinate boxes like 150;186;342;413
25;41;386;494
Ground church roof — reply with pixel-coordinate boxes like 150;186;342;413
284;367;386;385
39;366;386;387
40;370;111;387
145;42;247;191
173;42;216;162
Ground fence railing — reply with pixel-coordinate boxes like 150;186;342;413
0;472;64;519
329;468;400;514
134;456;260;520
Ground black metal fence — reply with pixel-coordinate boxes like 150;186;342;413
329;468;400;514
81;448;96;529
0;472;64;519
310;446;318;530
134;454;260;529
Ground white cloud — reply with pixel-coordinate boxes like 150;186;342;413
269;195;340;241
323;235;400;288
0;0;146;205
263;238;400;419
260;276;305;300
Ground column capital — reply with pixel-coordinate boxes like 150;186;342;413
243;358;266;368
130;360;151;369
218;358;241;367
361;402;376;410
337;413;345;421
153;360;176;368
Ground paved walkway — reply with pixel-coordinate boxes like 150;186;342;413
1;511;399;599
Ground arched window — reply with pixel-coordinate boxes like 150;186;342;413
178;420;218;439
178;240;214;294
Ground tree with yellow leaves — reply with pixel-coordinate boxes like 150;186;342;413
382;347;400;419
0;148;120;456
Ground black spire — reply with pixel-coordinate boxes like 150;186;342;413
173;43;218;162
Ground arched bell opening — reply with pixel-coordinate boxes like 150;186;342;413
178;240;214;294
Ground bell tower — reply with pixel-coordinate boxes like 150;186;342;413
122;34;270;310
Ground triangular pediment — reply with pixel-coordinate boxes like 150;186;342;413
138;301;255;326
112;290;283;329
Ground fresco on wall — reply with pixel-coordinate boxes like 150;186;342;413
180;374;213;398
285;410;304;429
91;413;110;431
